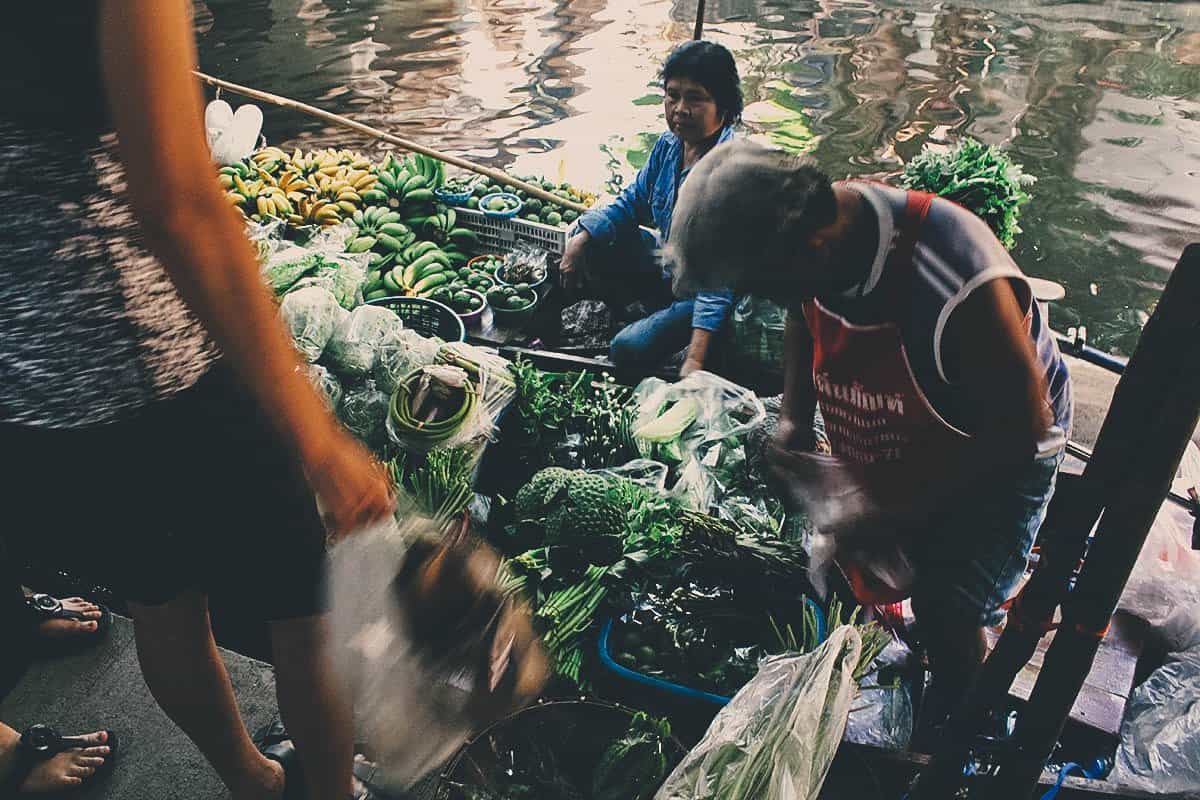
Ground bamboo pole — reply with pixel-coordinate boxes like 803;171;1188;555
194;71;591;214
694;0;706;40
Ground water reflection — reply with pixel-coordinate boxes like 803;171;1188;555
196;0;1200;354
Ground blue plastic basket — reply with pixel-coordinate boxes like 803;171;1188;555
434;187;474;206
478;192;523;219
597;597;827;707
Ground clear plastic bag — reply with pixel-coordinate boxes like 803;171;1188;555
386;343;517;456
280;286;348;362
501;243;551;286
305;364;343;411
329;516;548;792
326;305;405;378
655;625;864;800
844;639;914;751
1111;604;1200;794
374;328;444;395
339;379;391;451
1117;498;1200;627
731;296;787;378
631;371;767;510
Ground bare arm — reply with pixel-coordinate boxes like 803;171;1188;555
98;0;390;534
679;328;713;377
777;312;818;450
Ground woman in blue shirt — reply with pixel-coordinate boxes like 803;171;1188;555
561;41;741;376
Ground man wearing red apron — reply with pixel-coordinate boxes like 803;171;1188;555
668;141;1072;732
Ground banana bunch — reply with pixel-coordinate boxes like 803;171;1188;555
311;171;374;217
406;204;480;266
217;160;258;191
363;239;458;300
331;149;373;171
251;146;291;177
347;206;416;258
226;175;293;222
363;152;442;210
287;196;343;228
285;148;345;182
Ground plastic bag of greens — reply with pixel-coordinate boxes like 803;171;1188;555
339;379;391;451
655;625;864;800
289;254;369;310
246;218;285;262
632;372;765;476
264;246;326;295
280;286;348;362
327;305;404;378
375;328;444;395
305;364;344;412
328;514;547;793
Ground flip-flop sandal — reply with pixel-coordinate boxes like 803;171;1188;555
26;593;112;654
352;757;404;800
0;725;119;795
255;721;307;800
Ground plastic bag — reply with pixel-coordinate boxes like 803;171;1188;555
329;516;548;792
326;305;404;378
844;639;913;751
305;364;343;411
385;343;516;455
1111;604;1200;794
731;296;787;378
631;371;767;509
501;243;551;286
1117;497;1200;627
655;625;864;800
280;286;348;362
339;379;391;451
374;328;443;395
205;100;262;165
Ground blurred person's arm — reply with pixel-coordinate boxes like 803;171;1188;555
98;0;391;535
775;312;818;450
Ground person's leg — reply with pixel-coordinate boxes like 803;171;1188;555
0;723;112;794
127;592;283;800
584;228;671;314
269;614;354;800
610;299;696;369
910;452;1063;730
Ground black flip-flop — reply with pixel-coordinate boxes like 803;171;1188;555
0;725;119;795
256;721;307;800
26;593;112;654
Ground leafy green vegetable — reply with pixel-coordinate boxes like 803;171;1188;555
900;137;1035;250
592;713;673;800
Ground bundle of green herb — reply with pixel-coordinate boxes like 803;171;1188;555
900;137;1035;250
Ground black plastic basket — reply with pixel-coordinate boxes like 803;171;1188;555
366;296;465;342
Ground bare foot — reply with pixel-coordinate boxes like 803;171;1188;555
16;731;111;794
31;597;103;641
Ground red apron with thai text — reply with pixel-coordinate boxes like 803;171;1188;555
800;190;969;604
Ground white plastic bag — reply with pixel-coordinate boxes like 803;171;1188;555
204;99;263;165
655;626;863;800
329;516;547;791
1117;497;1200;627
1111;604;1200;794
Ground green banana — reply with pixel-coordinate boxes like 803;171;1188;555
382;269;402;293
378;222;410;238
404;188;435;205
407;251;445;277
347;236;376;253
413;272;449;294
362;189;389;205
448;229;479;249
378;211;404;225
365;289;390;302
376;233;405;252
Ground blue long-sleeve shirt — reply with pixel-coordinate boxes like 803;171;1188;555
576;127;736;332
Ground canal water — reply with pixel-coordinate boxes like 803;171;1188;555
196;0;1200;355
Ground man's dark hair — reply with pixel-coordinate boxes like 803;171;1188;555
661;41;744;125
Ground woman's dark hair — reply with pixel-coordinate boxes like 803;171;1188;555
661;41;744;125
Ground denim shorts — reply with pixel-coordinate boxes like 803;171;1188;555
909;451;1064;627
